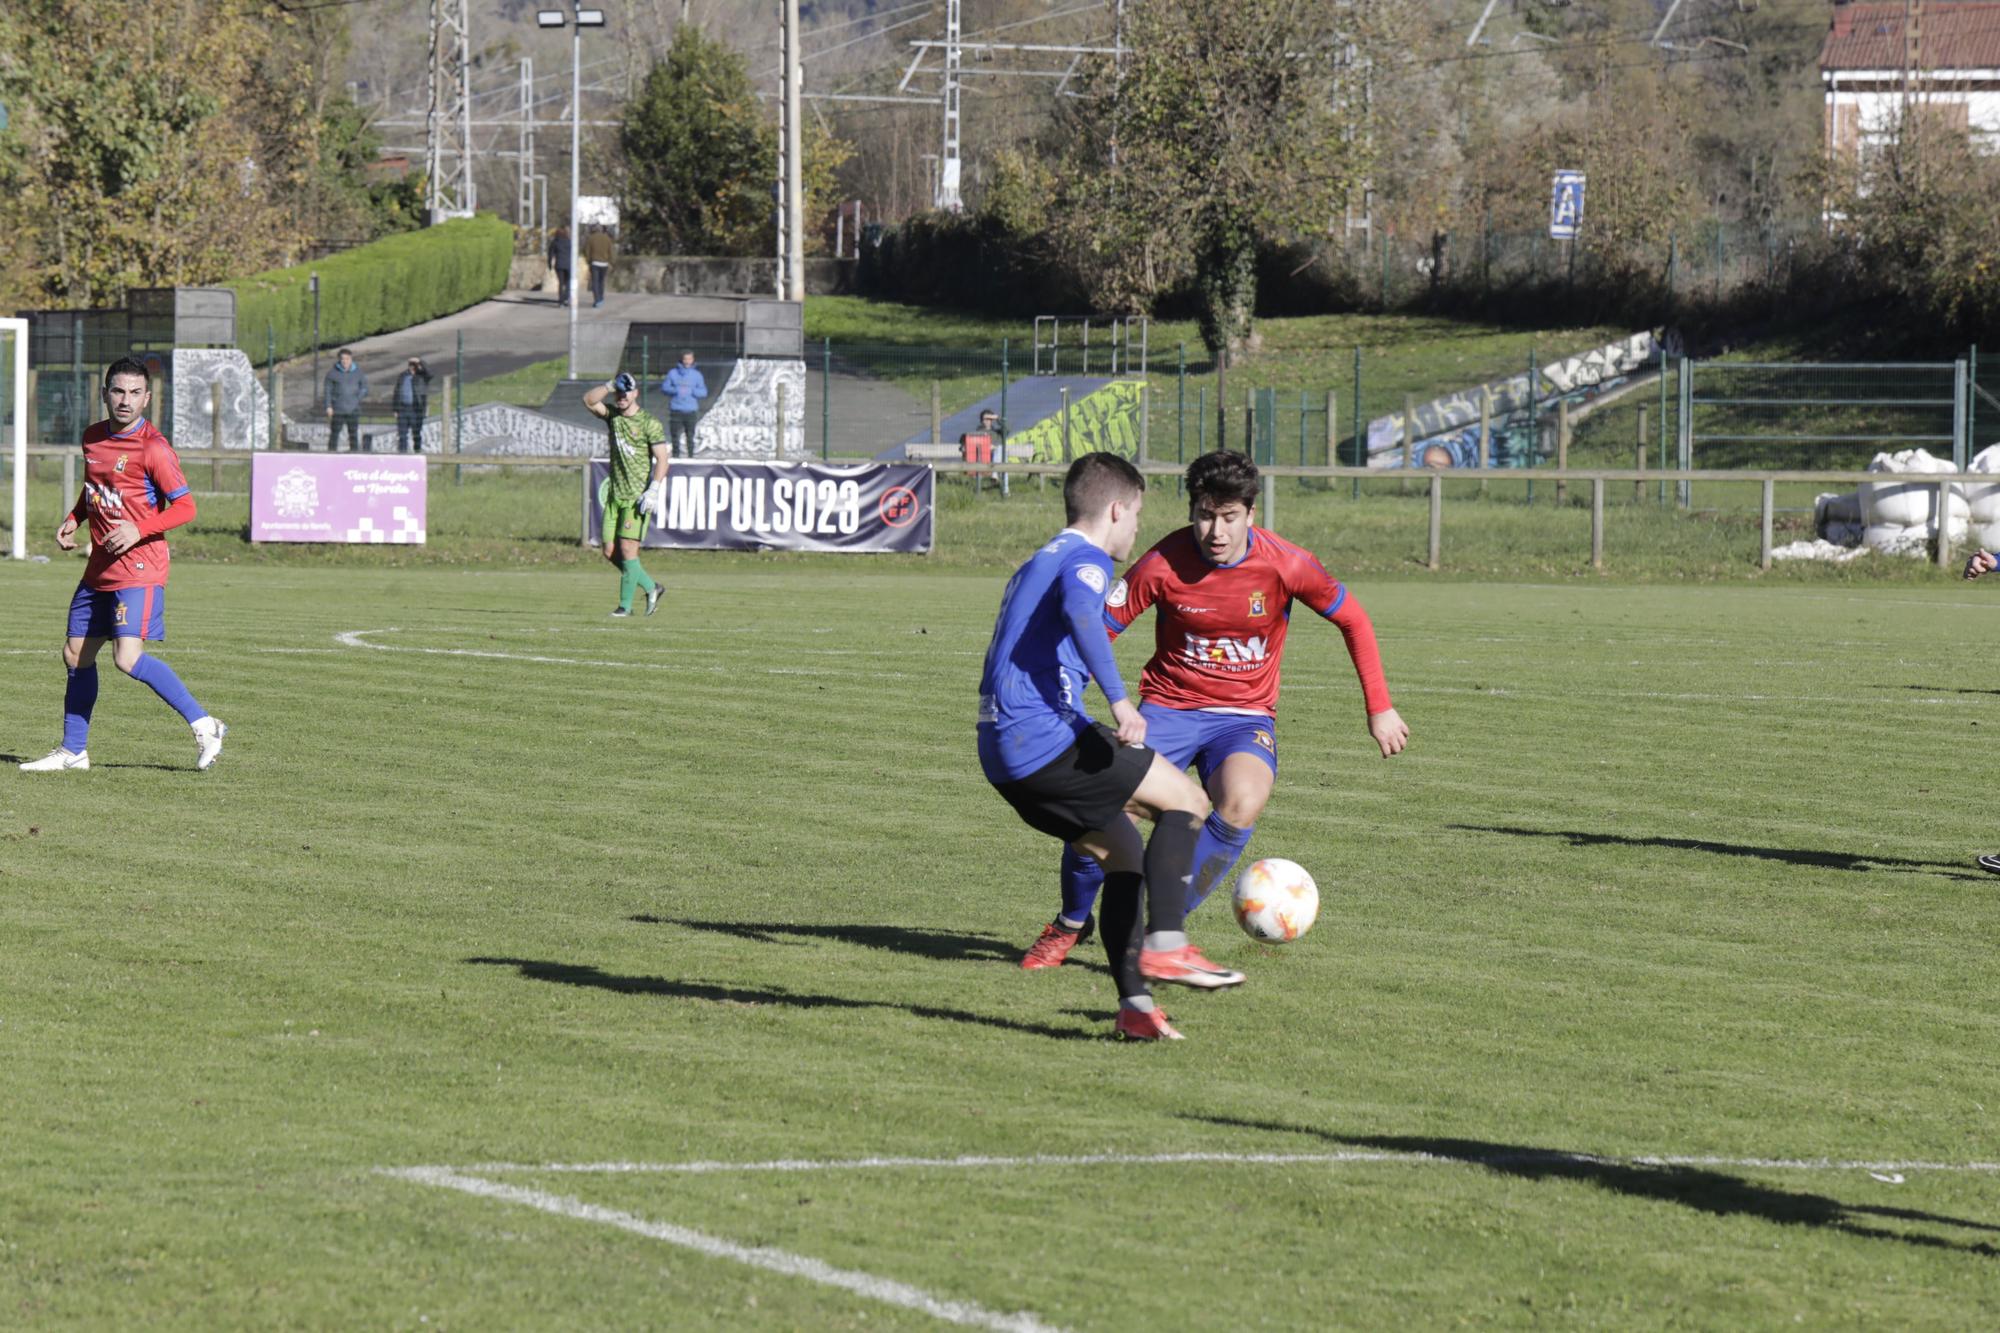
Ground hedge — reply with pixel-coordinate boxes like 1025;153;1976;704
228;215;515;362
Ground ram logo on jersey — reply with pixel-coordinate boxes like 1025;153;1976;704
84;481;125;513
1181;632;1268;667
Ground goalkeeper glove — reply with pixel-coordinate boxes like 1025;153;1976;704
638;479;663;516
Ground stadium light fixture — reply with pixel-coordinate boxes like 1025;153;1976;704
536;10;565;26
576;9;607;25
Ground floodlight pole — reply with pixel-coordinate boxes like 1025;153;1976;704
542;6;603;378
3;318;25;561
569;14;582;378
784;0;804;301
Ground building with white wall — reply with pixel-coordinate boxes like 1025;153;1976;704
1821;2;2000;171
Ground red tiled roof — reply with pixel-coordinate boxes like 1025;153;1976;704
1820;2;2000;71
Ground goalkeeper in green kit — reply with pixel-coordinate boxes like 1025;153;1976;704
585;372;670;617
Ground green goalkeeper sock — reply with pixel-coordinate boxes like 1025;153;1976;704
630;560;657;594
617;559;637;611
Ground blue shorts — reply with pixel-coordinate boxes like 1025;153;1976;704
1138;703;1277;782
68;584;165;641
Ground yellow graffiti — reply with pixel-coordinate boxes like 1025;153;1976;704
1010;380;1147;463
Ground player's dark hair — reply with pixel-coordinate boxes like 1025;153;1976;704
1063;452;1144;523
1186;449;1260;510
103;357;149;388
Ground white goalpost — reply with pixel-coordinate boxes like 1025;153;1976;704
3;317;26;561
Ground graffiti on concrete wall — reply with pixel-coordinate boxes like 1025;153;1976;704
1365;331;1657;467
1009;380;1145;463
284;403;603;455
172;350;271;450
692;358;806;459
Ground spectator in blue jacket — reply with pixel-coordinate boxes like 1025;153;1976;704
660;351;708;458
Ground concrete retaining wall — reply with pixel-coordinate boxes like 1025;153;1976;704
508;255;853;297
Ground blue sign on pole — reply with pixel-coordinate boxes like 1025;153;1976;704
1550;170;1585;240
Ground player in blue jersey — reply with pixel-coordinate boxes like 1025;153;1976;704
978;452;1239;1041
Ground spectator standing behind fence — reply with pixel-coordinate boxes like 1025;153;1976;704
660;351;708;458
583;225;615;307
548;224;571;306
324;349;368;452
394;358;432;454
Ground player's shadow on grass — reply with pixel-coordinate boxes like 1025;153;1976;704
1449;824;1982;881
627;916;1107;975
2;750;184;774
1884;684;2000;697
467;956;1098;1041
1191;1114;2000;1257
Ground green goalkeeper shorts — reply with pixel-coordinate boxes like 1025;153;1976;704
606;497;650;543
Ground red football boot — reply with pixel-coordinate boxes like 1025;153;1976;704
1113;1006;1184;1040
1020;918;1092;970
1139;944;1245;990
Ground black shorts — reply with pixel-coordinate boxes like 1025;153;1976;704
991;723;1154;843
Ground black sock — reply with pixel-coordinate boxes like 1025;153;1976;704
1099;871;1147;998
1143;811;1201;937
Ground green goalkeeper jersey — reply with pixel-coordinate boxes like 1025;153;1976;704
606;408;667;503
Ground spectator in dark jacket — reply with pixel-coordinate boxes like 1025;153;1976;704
548;225;571;306
393;357;432;454
324;350;368;452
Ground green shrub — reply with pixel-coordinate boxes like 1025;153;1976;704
229;215;515;361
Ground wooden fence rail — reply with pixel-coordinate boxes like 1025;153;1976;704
13;449;1981;571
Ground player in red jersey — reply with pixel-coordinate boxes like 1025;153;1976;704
1020;449;1408;972
20;359;227;772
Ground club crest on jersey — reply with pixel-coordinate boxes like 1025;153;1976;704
114;603;128;626
114;454;128;473
1254;729;1274;752
1248;589;1268;617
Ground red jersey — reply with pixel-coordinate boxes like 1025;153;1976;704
69;419;194;590
1106;526;1392;718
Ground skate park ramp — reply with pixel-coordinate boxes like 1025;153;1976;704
876;375;1134;461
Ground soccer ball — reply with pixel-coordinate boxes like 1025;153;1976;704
1231;858;1320;942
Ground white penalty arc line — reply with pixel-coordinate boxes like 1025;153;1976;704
435;1148;2000;1178
380;1167;1061;1333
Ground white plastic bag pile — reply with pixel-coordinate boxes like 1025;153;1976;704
1811;447;1983;559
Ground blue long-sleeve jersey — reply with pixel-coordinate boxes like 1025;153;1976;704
976;529;1130;783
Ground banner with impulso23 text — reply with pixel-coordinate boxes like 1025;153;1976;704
589;460;933;554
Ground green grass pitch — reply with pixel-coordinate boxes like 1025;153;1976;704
6;544;2000;1327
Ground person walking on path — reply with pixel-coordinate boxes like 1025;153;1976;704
660;351;708;458
583;225;615;307
547;225;572;306
393;358;432;454
324;349;368;452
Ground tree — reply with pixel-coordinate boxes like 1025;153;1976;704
1051;0;1401;365
0;0;324;306
619;26;852;257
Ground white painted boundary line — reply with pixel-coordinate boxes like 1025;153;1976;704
435;1148;2000;1177
332;628;909;679
380;1167;1062;1333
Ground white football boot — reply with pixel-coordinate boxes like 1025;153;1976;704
192;717;228;771
20;748;89;772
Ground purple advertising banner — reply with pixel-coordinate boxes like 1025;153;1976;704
588;460;933;553
250;454;427;544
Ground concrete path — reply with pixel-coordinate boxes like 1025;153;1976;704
274;289;758;414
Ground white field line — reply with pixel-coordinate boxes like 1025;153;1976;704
433;1148;2000;1177
332;629;906;678
326;629;1975;707
380;1167;1061;1333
